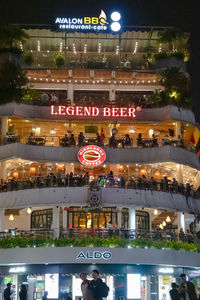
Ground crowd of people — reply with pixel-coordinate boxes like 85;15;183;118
0;172;199;200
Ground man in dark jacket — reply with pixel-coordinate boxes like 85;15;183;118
170;283;179;300
179;274;197;300
4;283;13;300
89;270;103;300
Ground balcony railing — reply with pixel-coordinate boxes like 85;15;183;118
1;135;195;153
1;175;199;200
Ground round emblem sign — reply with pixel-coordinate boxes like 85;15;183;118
78;145;106;167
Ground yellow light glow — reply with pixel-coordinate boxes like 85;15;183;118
162;221;166;226
166;216;171;223
27;207;32;215
9;214;14;221
154;209;158;215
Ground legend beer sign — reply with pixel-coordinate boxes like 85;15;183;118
51;105;141;119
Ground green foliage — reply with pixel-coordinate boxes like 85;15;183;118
22;88;39;102
0;47;23;56
55;54;65;67
0;60;28;103
0;236;200;253
159;67;188;93
154;51;185;61
0;25;29;49
158;28;185;50
23;52;34;65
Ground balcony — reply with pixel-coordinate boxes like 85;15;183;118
0;143;199;170
0;103;196;124
0;180;199;214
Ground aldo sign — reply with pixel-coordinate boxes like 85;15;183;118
76;251;112;260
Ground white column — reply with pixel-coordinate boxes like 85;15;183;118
1;117;8;143
176;164;183;183
67;83;74;105
63;208;68;229
1;117;8;136
175;122;181;139
0;209;4;232
117;207;122;229
109;84;115;101
0;161;7;180
129;207;136;230
180;212;185;233
52;206;60;238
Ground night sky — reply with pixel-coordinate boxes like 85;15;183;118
0;0;200;121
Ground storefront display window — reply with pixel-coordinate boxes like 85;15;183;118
67;207;117;229
136;210;150;231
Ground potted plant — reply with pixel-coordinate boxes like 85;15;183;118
55;54;65;68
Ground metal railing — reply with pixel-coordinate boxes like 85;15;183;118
1;135;195;152
0;175;199;200
0;228;196;243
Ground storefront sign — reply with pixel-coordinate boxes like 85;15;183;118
9;267;26;273
159;267;174;274
76;251;112;260
78;145;106;167
51;105;141;118
55;10;121;32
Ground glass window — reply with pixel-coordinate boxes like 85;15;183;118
136;210;150;231
31;209;53;229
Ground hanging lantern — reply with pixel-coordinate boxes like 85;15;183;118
12;171;19;178
166;216;171;223
9;214;14;221
118;165;124;171
162;221;166;227
159;224;163;229
154;209;158;215
27;207;32;215
30;167;36;174
57;164;64;171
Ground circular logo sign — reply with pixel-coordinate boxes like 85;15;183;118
78;145;106;167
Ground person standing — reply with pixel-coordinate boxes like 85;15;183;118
80;273;93;300
42;291;48;300
89;270;109;300
179;274;197;300
170;283;179;300
4;283;13;300
19;285;27;300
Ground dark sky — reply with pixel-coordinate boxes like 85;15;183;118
0;0;198;30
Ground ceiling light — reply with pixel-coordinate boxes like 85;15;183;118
27;207;32;215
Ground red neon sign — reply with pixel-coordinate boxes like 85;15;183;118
78;145;106;167
51;105;141;118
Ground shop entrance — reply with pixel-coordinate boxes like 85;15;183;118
72;275;114;300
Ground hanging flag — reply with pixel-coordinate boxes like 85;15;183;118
100;128;105;141
190;134;195;144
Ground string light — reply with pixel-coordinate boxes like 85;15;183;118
133;41;138;54
98;43;102;53
37;40;40;52
158;43;162;53
59;42;63;53
84;43;87;54
116;45;120;55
